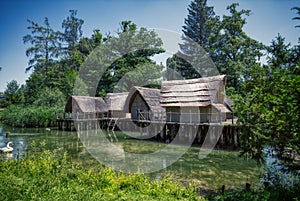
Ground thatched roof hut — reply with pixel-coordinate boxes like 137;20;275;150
104;92;128;118
160;75;226;107
65;96;107;118
160;75;229;123
124;86;165;121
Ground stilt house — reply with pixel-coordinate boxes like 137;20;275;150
160;75;231;123
65;96;108;119
124;86;166;121
104;92;128;118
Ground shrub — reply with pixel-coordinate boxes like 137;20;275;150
0;147;205;201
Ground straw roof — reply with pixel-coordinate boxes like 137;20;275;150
160;75;226;107
124;86;165;113
224;97;234;111
104;92;129;111
65;96;107;113
212;103;231;113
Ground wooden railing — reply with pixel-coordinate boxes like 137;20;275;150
57;111;231;124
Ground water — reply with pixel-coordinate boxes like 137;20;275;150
0;127;86;161
0;126;261;190
262;147;300;189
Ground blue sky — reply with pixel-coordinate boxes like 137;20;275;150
0;0;299;91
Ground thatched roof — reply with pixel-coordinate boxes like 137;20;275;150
212;104;231;113
104;92;129;111
224;97;234;111
65;96;107;113
124;86;165;113
160;75;226;107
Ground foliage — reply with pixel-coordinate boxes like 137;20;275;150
22;10;85;102
207;190;270;201
33;87;66;107
114;62;164;92
292;7;300;28
62;10;84;51
0;148;204;201
167;2;264;91
0;105;63;127
233;35;300;163
207;185;300;201
167;0;218;79
210;3;264;90
2;80;24;107
182;0;215;49
24;61;78;104
78;20;165;96
23;17;62;72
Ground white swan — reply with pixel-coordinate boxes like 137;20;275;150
0;141;13;153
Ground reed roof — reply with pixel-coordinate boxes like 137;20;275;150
124;86;165;113
65;96;107;113
160;75;226;107
212;103;231;113
104;92;129;111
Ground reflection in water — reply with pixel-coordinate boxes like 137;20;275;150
0;127;85;161
0;126;263;190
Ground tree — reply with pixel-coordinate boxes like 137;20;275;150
181;0;216;49
210;3;264;90
33;87;66;107
23;17;62;73
83;21;165;96
292;7;300;28
4;80;24;106
234;35;300;163
114;62;164;92
62;10;84;51
167;0;218;79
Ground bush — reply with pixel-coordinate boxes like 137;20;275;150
0;147;204;201
207;187;300;201
0;105;63;127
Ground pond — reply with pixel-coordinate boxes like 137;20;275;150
0;126;261;191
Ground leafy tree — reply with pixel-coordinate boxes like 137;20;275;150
3;80;24;106
33;87;66;107
114;62;164;92
166;54;193;80
211;3;264;90
62;10;84;51
73;77;89;96
234;35;300;163
67;30;104;72
23;17;62;73
80;21;165;96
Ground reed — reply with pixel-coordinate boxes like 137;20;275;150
0;105;63;128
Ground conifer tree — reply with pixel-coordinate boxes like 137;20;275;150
167;0;217;79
